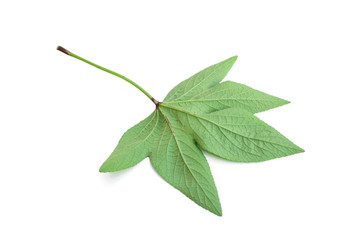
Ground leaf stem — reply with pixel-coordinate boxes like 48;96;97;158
57;46;158;105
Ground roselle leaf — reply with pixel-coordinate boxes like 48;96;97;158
58;46;304;216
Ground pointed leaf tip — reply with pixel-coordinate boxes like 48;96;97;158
214;206;223;216
99;160;118;173
229;55;238;61
99;163;109;173
222;55;238;67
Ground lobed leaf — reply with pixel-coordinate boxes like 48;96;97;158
99;56;304;216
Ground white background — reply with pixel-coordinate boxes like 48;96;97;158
1;0;359;239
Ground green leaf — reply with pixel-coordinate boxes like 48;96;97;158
58;48;304;216
98;56;303;216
